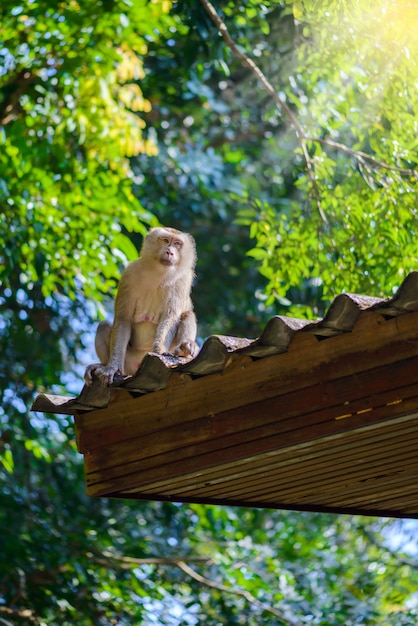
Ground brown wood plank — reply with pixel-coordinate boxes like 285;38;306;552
84;414;417;498
299;469;418;502
370;493;418;511
112;484;418;519
136;426;418;500
112;485;418;519
162;454;418;505
253;467;418;506
123;467;418;508
127;419;418;495
85;413;417;497
169;445;418;502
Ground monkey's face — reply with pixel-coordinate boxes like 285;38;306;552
142;227;196;272
158;235;183;266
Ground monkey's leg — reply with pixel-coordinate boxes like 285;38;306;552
84;321;113;385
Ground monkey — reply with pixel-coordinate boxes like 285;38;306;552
84;226;198;386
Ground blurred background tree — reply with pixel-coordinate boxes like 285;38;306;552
1;0;418;624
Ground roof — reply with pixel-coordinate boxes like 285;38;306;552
32;271;418;414
31;272;418;518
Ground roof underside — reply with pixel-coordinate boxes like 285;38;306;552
106;412;418;518
32;272;418;518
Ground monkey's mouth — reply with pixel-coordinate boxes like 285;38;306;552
161;258;175;266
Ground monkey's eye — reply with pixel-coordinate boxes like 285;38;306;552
160;237;170;245
173;241;183;249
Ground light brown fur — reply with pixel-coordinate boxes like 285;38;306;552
84;227;198;385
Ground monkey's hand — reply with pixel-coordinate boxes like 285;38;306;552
173;340;199;359
84;363;122;386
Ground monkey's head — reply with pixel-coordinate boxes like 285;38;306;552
142;227;197;272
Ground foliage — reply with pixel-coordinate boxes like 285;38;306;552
0;0;165;304
1;1;418;625
231;0;418;307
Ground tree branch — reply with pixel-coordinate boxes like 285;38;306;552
199;0;303;137
307;136;418;179
93;551;212;569
0;606;37;624
198;0;418;204
95;551;302;625
0;69;39;125
176;560;303;625
198;0;328;223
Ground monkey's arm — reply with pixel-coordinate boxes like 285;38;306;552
172;310;199;358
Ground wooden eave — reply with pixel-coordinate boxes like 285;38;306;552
32;273;418;518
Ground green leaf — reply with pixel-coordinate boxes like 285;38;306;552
0;448;14;473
